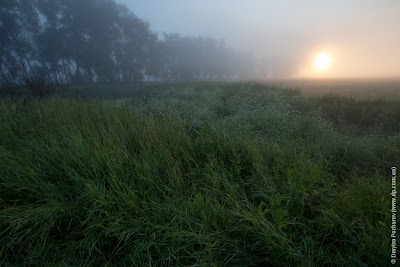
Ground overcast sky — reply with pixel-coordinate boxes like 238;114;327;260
118;0;400;78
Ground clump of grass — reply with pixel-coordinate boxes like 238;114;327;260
310;94;400;135
0;82;399;266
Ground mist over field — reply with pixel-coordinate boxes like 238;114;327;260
1;1;400;266
1;0;400;86
119;0;400;78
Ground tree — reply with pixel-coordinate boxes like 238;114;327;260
0;0;261;92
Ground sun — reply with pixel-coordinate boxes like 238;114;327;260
314;53;332;71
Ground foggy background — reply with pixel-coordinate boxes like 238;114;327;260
1;0;400;92
119;0;400;78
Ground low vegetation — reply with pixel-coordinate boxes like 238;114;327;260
0;82;399;266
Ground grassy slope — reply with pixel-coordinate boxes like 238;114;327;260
0;82;399;266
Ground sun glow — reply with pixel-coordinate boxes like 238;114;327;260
314;53;332;71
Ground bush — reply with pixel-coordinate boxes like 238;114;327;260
0;82;25;99
23;71;65;98
0;69;65;99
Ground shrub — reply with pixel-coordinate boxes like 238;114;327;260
23;71;65;98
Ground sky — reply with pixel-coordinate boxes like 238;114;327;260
118;0;400;78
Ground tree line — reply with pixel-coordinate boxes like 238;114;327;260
0;0;262;89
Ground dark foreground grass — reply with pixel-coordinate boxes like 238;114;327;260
0;83;399;266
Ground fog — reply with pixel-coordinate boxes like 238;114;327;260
119;0;400;78
1;0;400;89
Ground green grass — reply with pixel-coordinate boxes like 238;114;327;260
309;94;400;135
0;82;399;266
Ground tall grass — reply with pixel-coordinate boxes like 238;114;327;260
0;82;399;266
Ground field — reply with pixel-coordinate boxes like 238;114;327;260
1;81;399;266
278;78;400;100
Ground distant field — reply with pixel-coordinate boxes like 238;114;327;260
1;82;399;266
274;78;400;100
69;78;400;101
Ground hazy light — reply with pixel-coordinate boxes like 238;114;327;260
119;0;400;78
314;53;332;71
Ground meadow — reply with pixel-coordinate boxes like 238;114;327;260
1;82;399;266
278;78;400;100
